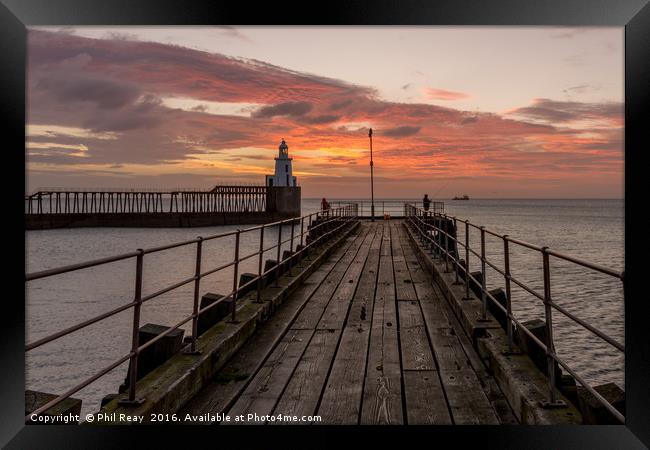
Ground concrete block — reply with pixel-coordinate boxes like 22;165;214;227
457;259;467;280
577;382;625;424
487;288;508;330
264;259;277;273
101;393;118;408
516;319;561;381
295;244;307;257
263;259;280;282
282;250;294;268
198;293;232;335
26;390;82;422
477;334;582;424
120;323;184;392
469;271;484;298
238;272;258;297
558;374;578;407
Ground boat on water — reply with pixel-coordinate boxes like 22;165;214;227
452;194;470;200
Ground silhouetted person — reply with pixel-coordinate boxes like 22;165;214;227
321;197;330;216
423;194;431;212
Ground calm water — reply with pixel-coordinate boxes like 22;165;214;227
25;198;624;417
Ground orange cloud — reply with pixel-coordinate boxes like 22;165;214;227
26;29;623;198
422;87;470;101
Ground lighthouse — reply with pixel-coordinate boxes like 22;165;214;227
265;138;297;187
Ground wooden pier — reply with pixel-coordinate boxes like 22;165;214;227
30;207;622;425
179;221;516;424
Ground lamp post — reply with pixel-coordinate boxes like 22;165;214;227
369;128;375;222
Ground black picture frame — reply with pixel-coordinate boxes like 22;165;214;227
2;0;648;448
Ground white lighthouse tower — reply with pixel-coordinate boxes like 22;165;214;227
265;138;297;187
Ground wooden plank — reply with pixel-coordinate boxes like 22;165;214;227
360;374;402;425
271;329;341;423
428;327;473;373
398;225;432;283
429;282;518;424
401;325;435;371
360;224;404;425
346;227;382;330
291;225;370;329
413;281;448;309
403;371;452;425
396;225;507;425
316;228;383;424
224;224;376;425
316;224;377;330
439;369;500;425
406;265;431;284
400;235;505;425
391;223;418;301
179;228;364;418
224;329;312;424
315;327;370;424
397;299;423;328
398;301;435;371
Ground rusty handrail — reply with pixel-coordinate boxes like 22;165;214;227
24;203;359;422
331;199;444;218
404;202;625;423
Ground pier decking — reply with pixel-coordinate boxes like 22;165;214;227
180;221;516;424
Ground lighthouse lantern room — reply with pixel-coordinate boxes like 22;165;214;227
265;138;297;187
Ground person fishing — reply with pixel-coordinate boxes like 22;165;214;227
321;197;331;216
423;194;431;212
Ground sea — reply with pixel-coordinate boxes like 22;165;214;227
25;198;624;417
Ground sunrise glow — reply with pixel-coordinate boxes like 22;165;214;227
26;26;624;198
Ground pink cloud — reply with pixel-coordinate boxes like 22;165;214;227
25;29;623;198
422;87;470;101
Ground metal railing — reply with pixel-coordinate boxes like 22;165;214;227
25;204;359;422
27;184;266;195
404;203;625;423
25;186;270;215
331;199;444;218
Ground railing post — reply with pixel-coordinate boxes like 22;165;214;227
479;226;488;320
443;220;450;273
256;225;265;303
430;221;436;255
299;216;305;262
308;214;313;244
275;221;282;287
464;221;471;300
430;216;437;256
288;219;296;276
541;247;564;407
432;217;442;261
185;237;203;354
503;236;516;353
120;249;145;405
453;218;461;284
231;230;240;322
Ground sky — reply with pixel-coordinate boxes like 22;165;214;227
26;26;624;198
